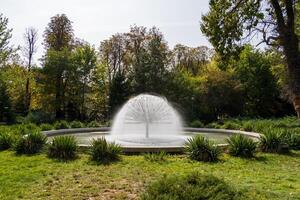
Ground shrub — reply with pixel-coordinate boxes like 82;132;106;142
22;110;55;124
227;134;257;158
40;123;54;131
144;151;167;162
282;130;300;150
0;132;15;150
54;121;70;130
87;120;102;128
69;121;84;128
259;129;288;153
221;122;241;130
14;131;47;154
241;121;254;132
205;122;221;129
90;138;122;164
141;172;242;200
48;136;78;160
190;120;204;128
185;135;221;162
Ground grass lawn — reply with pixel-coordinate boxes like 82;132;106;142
0;150;300;200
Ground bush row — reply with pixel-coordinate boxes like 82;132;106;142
0;130;122;163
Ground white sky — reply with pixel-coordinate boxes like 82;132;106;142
2;0;211;65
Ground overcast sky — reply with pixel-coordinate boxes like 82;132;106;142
2;0;211;65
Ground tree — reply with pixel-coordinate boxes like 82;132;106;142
44;14;73;51
71;44;97;120
43;14;74;119
0;13;14;67
22;27;38;113
171;44;212;76
234;46;280;117
0;79;13;123
201;0;300;117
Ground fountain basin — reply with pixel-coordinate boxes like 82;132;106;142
44;127;260;153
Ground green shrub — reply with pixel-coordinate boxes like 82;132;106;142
185;135;221;162
282;130;300;150
54;121;70;130
144;151;167;162
221;122;241;130
241;121;254;131
205;122;221;129
190;120;204;128
87;120;102;128
0;132;15;150
227;134;257;158
48;136;78;160
14;131;47;154
40;123;54;131
69;121;84;128
141;172;242;200
259;129;288;153
90;138;122;164
22;111;55;124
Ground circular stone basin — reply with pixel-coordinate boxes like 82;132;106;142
44;128;260;153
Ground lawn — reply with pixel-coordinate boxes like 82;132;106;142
0;150;300;200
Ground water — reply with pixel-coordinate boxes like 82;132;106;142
111;94;183;142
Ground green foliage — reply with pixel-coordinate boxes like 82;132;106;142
235;46;281;117
221;121;241;130
14;131;46;154
87;120;102;127
200;0;261;60
185;135;221;162
48;136;78;160
144;151;167;162
259;129;288;153
54;121;70;130
69;121;84;128
0;79;14;123
0;13;15;65
90;138;122;164
22;111;55;124
40;123;54;131
189;120;204;128
0;132;15;150
141;172;242;200
241;121;254;132
227;134;257;158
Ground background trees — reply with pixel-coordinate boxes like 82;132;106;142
201;0;300;118
0;12;297;124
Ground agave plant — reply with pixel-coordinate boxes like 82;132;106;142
48;136;78;160
90;137;122;164
14;131;47;154
0;132;15;150
227;134;257;158
185;135;221;162
259;129;288;153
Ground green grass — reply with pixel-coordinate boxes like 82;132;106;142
0;150;300;200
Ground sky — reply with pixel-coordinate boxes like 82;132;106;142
2;0;211;65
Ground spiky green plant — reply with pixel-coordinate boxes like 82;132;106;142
259;129;288;153
40;123;54;131
185;135;221;162
48;136;78;160
14;131;47;154
227;134;257;158
0;132;15;150
90;138;122;164
69;121;84;128
54;121;70;130
144;151;167;162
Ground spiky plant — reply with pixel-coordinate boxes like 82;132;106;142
48;136;78;160
227;134;257;158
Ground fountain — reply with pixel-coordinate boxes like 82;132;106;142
110;94;183;145
44;93;260;152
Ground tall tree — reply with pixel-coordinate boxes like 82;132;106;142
0;13;14;67
201;0;300;117
22;27;38;113
43;14;74;119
